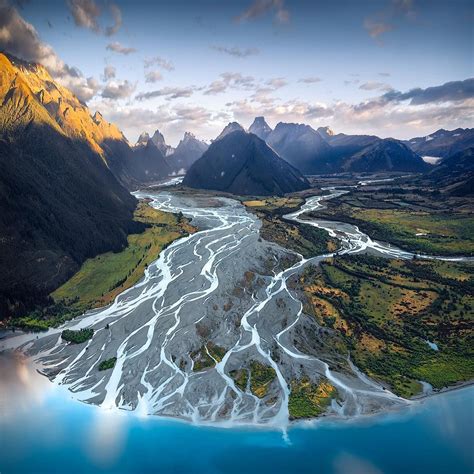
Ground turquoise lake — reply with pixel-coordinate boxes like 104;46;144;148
0;354;473;474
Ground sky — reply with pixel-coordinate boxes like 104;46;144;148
1;0;473;145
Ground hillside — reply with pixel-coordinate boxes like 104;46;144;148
341;138;428;173
183;131;310;196
0;52;140;318
266;122;332;174
406;128;474;158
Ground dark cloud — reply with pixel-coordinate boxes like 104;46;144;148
136;86;196;101
235;0;289;24
102;79;136;100
67;0;100;33
143;56;174;71
381;78;474;105
211;45;259;58
106;42;136;55
105;3;122;36
67;0;122;36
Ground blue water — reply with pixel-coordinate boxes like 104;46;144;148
1;356;473;474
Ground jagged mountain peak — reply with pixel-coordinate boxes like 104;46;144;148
249;116;272;140
215;122;245;141
150;129;174;156
184;130;309;196
135;131;150;147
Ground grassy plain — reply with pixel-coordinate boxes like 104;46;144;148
299;255;474;397
15;201;195;330
243;197;338;257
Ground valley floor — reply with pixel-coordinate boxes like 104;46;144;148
2;175;473;425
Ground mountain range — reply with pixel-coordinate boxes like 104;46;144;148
244;117;428;174
405;128;474;158
183;130;310;195
134;130;208;175
0;52;140;318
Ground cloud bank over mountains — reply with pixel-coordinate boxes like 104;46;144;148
0;0;471;144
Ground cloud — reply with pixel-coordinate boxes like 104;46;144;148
135;86;196;101
235;0;290;24
364;0;416;41
379;78;474;105
228;77;474;140
364;18;393;40
265;77;287;89
67;0;100;33
359;81;392;92
102;65;116;81
106;42;136;55
298;76;322;84
204;72;255;95
72;76;101;102
143;56;174;71
378;72;391;77
0;2;100;102
211;45;259;58
144;70;163;83
102;79;136;100
67;0;122;36
105;3;122;36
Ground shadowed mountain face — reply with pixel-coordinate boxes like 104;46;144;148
183;131;310;196
406;128;474;158
215;122;245;141
168;132;208;174
426;147;474;196
266;122;332;174
341;138;428;173
249;116;272;141
0;52;142;318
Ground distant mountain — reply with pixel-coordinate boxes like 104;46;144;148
215;122;245;141
316;126;335;140
135;131;150;148
132;139;172;181
323;132;380;157
150;129;174;157
406;128;474;158
249;116;272;141
427;147;474;196
341;138;428;173
168;132;208;174
0;52;140;318
266;122;332;174
183;130;310;196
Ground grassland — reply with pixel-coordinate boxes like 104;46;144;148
308;190;474;256
191;343;226;372
288;377;337;419
299;255;474;397
243;197;337;258
14;200;196;331
249;360;277;398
